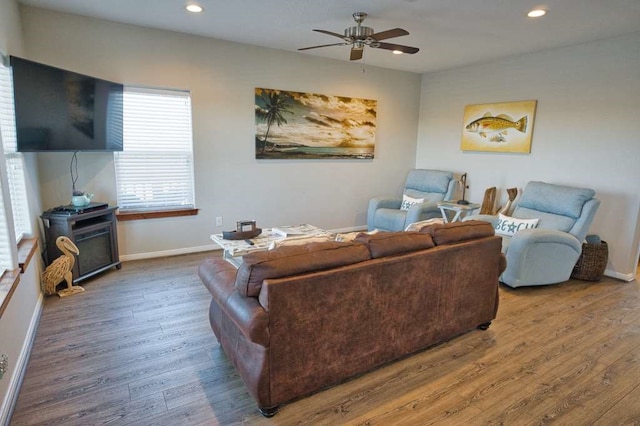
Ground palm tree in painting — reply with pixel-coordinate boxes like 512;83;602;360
257;90;293;154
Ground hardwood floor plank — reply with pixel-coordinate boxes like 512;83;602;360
14;347;212;414
128;359;233;401
11;384;132;425
10;251;640;425
593;382;640;425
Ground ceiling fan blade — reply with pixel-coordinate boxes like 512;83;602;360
374;42;419;54
370;28;409;41
298;42;348;51
313;29;348;40
350;47;364;61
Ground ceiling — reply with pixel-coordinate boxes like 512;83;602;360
17;0;640;74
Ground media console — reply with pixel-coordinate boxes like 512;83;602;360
41;205;121;283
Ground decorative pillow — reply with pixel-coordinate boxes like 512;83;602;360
494;213;539;237
400;194;424;211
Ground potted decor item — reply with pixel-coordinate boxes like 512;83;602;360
71;190;93;207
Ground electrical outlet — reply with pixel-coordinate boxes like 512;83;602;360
216;217;223;227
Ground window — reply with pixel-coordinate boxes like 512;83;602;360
0;57;30;251
114;87;195;213
0;148;16;273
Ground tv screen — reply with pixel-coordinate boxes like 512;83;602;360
10;56;123;152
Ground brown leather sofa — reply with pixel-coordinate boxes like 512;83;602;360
198;221;506;416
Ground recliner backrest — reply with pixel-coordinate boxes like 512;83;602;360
512;181;598;240
403;169;455;203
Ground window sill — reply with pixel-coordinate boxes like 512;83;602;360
18;237;39;273
0;269;20;318
0;238;37;319
116;208;199;221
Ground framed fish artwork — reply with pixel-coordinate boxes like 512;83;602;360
461;100;537;153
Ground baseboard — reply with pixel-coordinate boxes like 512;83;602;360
119;244;219;261
604;268;636;282
0;294;43;425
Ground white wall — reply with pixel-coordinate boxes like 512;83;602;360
416;32;640;279
20;6;422;258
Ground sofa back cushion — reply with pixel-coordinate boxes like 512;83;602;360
419;220;495;245
354;231;434;258
235;241;371;297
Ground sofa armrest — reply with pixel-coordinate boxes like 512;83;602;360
224;292;270;347
199;258;269;347
368;196;402;231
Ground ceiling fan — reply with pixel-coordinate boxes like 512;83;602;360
298;12;419;61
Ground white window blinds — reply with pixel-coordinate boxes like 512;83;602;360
0;59;30;243
0;143;16;272
115;87;195;211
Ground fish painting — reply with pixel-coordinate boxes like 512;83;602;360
461;100;536;153
465;112;527;139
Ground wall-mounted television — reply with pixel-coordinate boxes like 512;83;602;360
10;56;123;152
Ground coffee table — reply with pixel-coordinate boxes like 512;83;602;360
210;224;332;267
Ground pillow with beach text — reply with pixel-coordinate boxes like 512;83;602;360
400;194;424;211
494;213;539;237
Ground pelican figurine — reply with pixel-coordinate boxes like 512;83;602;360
42;236;85;297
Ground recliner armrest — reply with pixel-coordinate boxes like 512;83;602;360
509;228;582;252
368;196;402;231
404;202;441;226
369;196;402;210
501;228;583;287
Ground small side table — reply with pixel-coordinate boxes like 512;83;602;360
437;201;481;223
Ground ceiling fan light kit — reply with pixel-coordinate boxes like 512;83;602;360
299;12;419;61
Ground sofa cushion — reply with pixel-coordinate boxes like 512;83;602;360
235;241;371;297
419;220;495;245
354;231;434;258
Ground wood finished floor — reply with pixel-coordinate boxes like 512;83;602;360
10;251;640;425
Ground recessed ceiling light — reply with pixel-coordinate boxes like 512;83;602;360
392;50;403;55
186;3;204;13
527;9;547;18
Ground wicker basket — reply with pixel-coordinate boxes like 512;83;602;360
571;241;608;281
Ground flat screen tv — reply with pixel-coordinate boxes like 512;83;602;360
10;56;123;152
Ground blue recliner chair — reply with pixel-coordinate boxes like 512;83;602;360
367;169;456;232
465;181;600;288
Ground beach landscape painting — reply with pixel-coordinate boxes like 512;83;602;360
255;88;377;159
461;100;537;153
